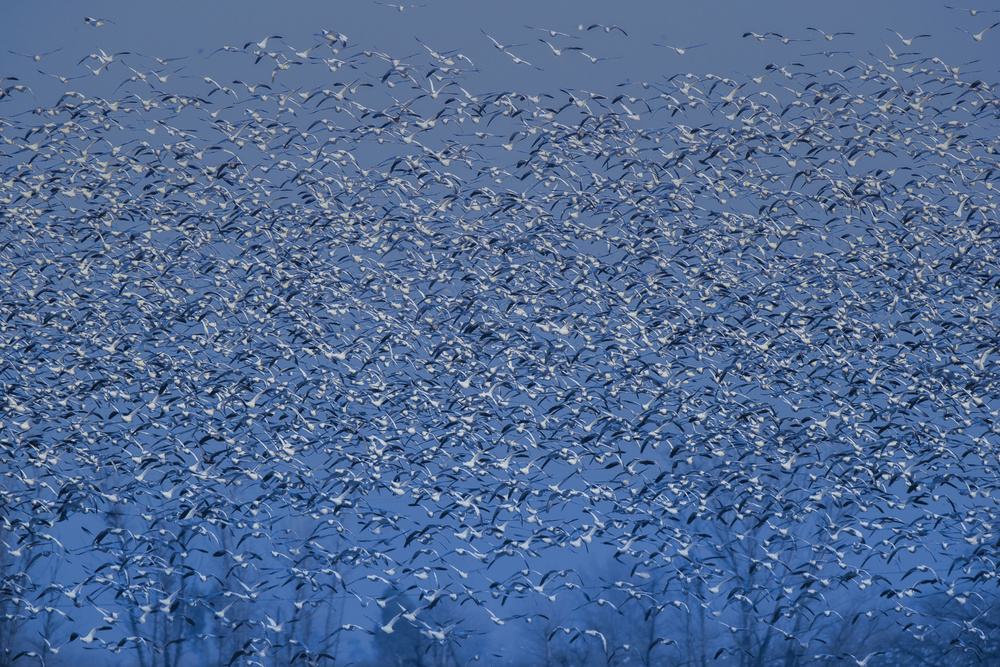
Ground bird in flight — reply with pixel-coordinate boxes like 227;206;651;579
958;21;1000;41
807;27;854;41
539;39;583;57
8;47;62;62
887;29;931;46
743;31;802;44
944;5;999;15
655;42;707;55
244;35;283;50
583;23;627;36
481;30;527;53
374;2;427;10
577;50;620;64
525;25;577;38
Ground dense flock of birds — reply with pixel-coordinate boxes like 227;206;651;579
2;6;1000;665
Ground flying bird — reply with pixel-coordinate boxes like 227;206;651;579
8;47;62;61
887;29;931;45
539;39;583;56
374;1;427;9
807;27;854;40
525;25;577;38
583;23;627;36
655;42;707;55
958;21;1000;41
944;5;999;15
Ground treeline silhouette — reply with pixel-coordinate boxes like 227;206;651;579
4;563;998;666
